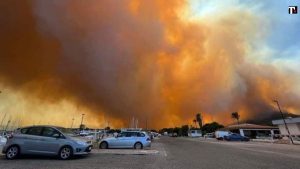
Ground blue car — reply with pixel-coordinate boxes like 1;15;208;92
2;126;93;160
224;133;250;141
99;131;151;149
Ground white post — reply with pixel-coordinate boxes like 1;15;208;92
239;129;245;136
271;130;274;143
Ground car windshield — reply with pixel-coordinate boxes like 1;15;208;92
57;127;76;136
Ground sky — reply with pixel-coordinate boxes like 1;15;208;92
0;0;299;129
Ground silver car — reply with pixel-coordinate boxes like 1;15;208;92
2;125;92;160
99;131;151;149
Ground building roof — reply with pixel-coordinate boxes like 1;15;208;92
219;123;278;131
272;117;300;125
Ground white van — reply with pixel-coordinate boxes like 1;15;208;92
188;130;202;137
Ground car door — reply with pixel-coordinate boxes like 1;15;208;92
119;132;132;148
22;127;44;154
232;134;239;141
129;132;139;147
113;132;132;148
39;127;62;154
136;132;146;146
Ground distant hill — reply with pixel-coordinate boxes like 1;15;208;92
244;112;300;126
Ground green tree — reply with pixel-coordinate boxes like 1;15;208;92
79;124;86;130
231;112;240;125
201;122;224;134
181;125;189;136
173;127;180;135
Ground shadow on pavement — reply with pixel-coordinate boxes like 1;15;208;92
0;154;90;161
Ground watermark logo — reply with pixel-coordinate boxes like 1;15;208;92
288;6;298;14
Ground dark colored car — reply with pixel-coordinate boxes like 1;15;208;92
224;133;250;141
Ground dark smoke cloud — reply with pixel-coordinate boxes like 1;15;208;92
0;0;299;128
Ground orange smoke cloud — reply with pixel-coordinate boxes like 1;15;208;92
0;0;299;129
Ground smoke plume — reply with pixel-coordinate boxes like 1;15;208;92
0;0;299;129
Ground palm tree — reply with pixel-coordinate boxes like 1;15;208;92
196;113;202;128
231;112;240;125
193;119;197;128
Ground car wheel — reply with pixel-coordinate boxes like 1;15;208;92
134;142;143;149
6;145;19;160
100;142;108;149
59;146;73;160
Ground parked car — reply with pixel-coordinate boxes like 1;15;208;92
0;135;7;146
224;133;250;141
99;131;151;149
148;132;160;139
147;132;154;140
2;125;93;160
204;133;215;138
170;133;178;137
215;131;230;140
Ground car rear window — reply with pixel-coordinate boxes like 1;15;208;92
137;132;145;137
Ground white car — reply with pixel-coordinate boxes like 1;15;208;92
215;131;230;140
0;135;7;148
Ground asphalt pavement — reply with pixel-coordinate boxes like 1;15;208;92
0;137;299;169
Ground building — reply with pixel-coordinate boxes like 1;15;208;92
219;123;279;139
272;117;300;136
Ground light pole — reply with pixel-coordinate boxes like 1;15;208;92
146;117;148;131
4;119;11;132
273;100;294;144
80;114;85;126
0;113;7;130
71;118;74;128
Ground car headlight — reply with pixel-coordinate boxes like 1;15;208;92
76;141;87;145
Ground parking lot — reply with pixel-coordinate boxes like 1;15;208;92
0;137;299;169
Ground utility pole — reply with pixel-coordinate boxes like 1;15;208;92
128;117;130;128
146;117;148;131
273;100;294;144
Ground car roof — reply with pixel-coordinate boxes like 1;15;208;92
20;125;64;129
